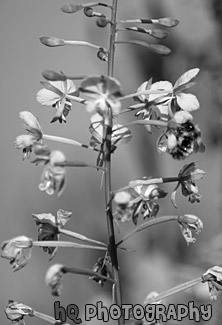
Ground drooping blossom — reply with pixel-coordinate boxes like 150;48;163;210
15;111;43;159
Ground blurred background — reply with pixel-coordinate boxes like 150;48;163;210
0;0;222;324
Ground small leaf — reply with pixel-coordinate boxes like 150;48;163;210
174;68;200;89
176;93;200;111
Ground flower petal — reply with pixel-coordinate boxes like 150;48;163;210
149;81;173;102
176;93;200;111
174;68;200;89
37;88;61;106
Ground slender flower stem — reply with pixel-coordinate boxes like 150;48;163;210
63;266;116;284
117;216;179;246
145;277;203;304
55;161;105;171
33;240;107;250
64;40;104;50
33;311;67;324
114;119;167;132
43;134;101;152
129;177;180;187
65;94;87;104
59;228;107;247
105;1;124;324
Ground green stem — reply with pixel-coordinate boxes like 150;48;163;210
33;311;66;324
63;266;116;284
128;176;179;187
43;134;101;152
117;215;179;246
59;228;107;247
145;277;203;304
33;240;107;250
64;40;103;49
55;161;105;171
105;1;124;324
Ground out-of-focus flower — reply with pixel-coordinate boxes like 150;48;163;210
89;113;131;167
37;79;78;123
178;214;203;245
202;266;222;301
15;111;43;159
37;150;66;196
171;162;206;208
157;111;205;160
1;236;33;271
90;113;131;151
45;264;65;296
32;209;72;259
80;75;122;117
114;180;167;225
5;300;33;325
90;255;112;287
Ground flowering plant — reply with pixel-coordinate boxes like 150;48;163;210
2;1;221;325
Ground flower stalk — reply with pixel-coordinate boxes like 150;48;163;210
104;1;124;324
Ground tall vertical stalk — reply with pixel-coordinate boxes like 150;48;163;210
104;0;124;324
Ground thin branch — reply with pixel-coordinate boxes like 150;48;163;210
59;228;107;247
117;216;179;246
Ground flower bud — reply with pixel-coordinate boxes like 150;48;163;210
40;36;65;47
150;29;169;40
96;17;109;28
42;70;67;81
158;17;179;28
61;4;83;13
97;48;109;62
84;7;94;17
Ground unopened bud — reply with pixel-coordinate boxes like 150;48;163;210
97;48;109;62
84;7;94;17
40;36;65;47
42;70;67;81
150;29;169;39
96;17;109;28
61;4;83;13
158;17;179;28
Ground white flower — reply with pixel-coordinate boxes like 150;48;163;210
15;111;43;159
37;79;77;123
80;75;122;117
